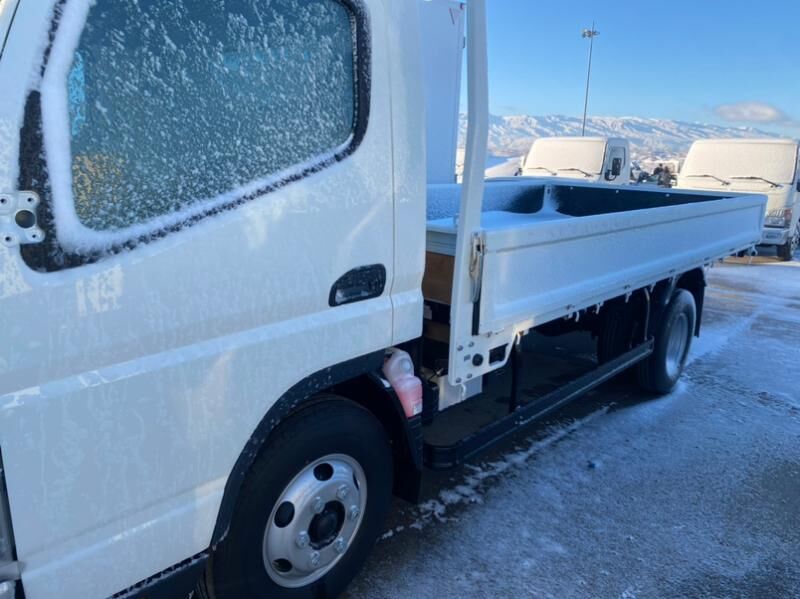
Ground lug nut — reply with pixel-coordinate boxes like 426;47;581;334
295;532;310;548
349;505;360;520
311;496;324;514
334;537;347;554
309;551;321;568
336;485;349;500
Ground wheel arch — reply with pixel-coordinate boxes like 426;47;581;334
210;350;423;547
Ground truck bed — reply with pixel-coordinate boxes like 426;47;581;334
424;180;766;335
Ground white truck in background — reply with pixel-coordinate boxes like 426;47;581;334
677;139;800;260
517;136;631;185
0;1;766;598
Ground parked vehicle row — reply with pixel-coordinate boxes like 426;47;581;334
513;136;799;260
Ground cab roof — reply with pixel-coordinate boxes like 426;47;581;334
690;138;798;146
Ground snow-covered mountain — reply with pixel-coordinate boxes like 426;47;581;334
458;114;784;164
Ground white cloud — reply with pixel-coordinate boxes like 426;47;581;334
714;101;789;124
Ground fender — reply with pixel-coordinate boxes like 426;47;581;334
335;372;424;502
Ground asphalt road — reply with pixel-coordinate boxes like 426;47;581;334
345;251;800;599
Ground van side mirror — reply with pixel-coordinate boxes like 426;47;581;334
611;157;623;177
796;180;800;192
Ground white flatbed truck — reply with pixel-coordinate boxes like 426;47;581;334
0;1;766;598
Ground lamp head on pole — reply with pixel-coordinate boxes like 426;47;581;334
580;22;598;137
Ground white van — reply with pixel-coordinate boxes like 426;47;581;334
677;139;800;260
518;137;631;185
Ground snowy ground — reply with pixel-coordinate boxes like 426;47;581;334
345;249;800;598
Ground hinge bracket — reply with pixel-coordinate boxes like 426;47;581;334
0;191;45;248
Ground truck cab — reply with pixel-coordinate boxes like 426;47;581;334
518;136;631;185
677;138;800;260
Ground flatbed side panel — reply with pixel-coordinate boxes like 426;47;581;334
442;193;765;384
479;195;765;334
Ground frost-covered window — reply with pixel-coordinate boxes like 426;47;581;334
44;0;360;241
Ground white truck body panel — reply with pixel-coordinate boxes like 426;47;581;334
418;0;465;185
476;196;763;330
677;139;800;247
519;136;631;185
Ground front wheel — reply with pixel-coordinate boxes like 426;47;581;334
638;289;696;394
201;398;393;599
776;224;799;261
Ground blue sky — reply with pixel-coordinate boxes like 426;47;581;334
480;0;800;134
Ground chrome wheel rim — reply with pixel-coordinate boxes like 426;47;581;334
263;454;367;588
665;312;689;380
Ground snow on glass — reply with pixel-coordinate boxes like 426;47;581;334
58;0;356;237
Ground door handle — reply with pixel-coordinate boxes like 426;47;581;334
329;265;387;307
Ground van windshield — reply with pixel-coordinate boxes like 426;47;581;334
682;142;798;185
524;139;606;175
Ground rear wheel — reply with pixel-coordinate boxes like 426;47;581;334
776;224;799;261
638;289;696;394
201;398;393;599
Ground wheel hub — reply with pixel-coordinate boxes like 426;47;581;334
309;502;345;548
263;454;367;588
665;312;689;380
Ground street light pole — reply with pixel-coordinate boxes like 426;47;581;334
581;22;599;137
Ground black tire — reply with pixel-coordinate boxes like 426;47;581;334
776;224;799;261
201;398;393;599
637;289;696;394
